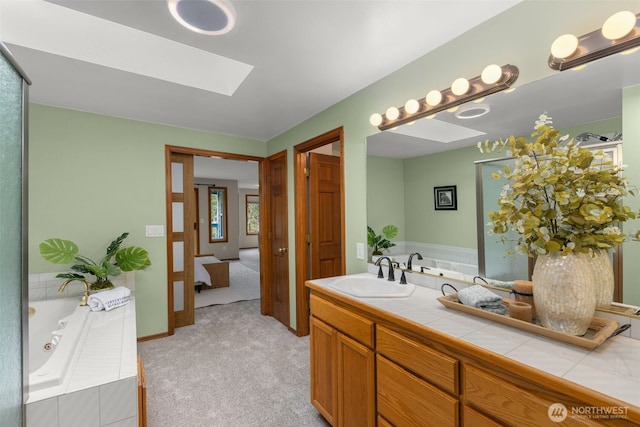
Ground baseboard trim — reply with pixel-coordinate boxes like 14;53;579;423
137;331;171;342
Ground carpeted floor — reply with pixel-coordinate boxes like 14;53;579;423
195;261;260;308
137;300;329;427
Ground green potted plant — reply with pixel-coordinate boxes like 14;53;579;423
39;232;151;291
367;225;398;256
479;113;637;334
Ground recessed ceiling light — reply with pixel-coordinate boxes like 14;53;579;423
455;103;490;119
167;0;236;35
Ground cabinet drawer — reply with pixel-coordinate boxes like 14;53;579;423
462;406;501;427
377;325;458;395
464;364;601;427
377;355;458;426
310;294;374;347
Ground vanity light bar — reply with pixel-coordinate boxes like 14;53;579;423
549;11;640;71
370;64;519;131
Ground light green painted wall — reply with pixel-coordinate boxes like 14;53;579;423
404;146;484;248
366;156;405;243
29;105;265;337
623;85;640;306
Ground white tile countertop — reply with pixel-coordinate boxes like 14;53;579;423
309;273;640;408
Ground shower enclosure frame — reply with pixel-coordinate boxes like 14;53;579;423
0;40;31;427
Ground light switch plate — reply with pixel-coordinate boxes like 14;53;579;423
145;225;165;237
356;243;365;260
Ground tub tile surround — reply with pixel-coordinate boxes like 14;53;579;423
384;242;478;275
26;296;138;427
29;271;136;302
320;272;640;408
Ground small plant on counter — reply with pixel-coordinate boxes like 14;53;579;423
367;225;398;256
39;232;151;290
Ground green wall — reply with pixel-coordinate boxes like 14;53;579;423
28;1;640;337
366;156;405;243
623;85;640;306
29;105;265;337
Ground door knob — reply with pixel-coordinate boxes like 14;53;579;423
278;247;287;254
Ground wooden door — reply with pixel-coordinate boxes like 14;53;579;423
309;152;343;279
167;152;195;330
265;151;290;327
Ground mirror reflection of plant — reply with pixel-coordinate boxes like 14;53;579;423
478;113;637;256
367;225;398;256
39;232;151;290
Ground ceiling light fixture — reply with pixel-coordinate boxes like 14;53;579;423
167;0;236;35
369;64;518;131
455;103;491;119
549;11;640;71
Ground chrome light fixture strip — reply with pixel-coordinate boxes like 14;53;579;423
375;64;519;132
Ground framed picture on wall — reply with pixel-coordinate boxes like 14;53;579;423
434;185;457;210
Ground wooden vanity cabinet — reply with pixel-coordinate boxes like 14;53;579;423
307;284;640;427
309;295;375;427
376;325;459;426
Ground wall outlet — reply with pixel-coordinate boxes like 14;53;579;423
145;225;165;237
356;243;365;260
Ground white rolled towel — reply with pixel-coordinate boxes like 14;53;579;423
88;286;131;312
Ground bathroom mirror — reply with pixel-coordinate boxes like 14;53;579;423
366;50;640;312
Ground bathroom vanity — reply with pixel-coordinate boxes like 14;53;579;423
307;275;640;426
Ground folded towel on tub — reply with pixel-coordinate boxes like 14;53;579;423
458;285;507;315
88;286;131;312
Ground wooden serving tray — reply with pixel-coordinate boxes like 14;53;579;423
437;293;619;349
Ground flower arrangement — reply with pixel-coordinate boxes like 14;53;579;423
478;113;637;256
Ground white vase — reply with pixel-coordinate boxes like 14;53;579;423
532;252;596;336
591;249;614;307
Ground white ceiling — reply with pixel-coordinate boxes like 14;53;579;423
0;0;521;142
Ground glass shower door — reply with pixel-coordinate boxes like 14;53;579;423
0;42;30;427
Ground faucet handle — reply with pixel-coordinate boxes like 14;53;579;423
400;270;407;285
377;265;384;278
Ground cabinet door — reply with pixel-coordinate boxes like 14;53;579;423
310;317;337;425
337;333;375;427
377;355;458;426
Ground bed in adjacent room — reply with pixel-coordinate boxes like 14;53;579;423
195;254;229;292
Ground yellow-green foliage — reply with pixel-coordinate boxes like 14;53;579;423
480;114;637;256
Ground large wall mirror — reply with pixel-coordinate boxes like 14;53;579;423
366;50;640;312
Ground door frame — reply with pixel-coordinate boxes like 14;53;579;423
294;127;345;336
165;145;264;335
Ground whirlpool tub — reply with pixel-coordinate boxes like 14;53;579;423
28;297;91;395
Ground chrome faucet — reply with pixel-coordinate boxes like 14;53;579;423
375;256;395;281
407;252;423;270
59;279;90;306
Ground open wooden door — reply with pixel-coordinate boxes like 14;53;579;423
294;127;344;336
263;150;290;327
167;151;195;331
309;152;343;278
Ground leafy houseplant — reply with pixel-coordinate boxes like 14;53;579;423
367;225;398;256
478;113;636;256
39;232;151;290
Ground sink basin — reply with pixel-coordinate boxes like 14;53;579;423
328;276;415;298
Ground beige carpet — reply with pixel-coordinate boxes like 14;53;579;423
137;300;329;427
195;261;261;308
